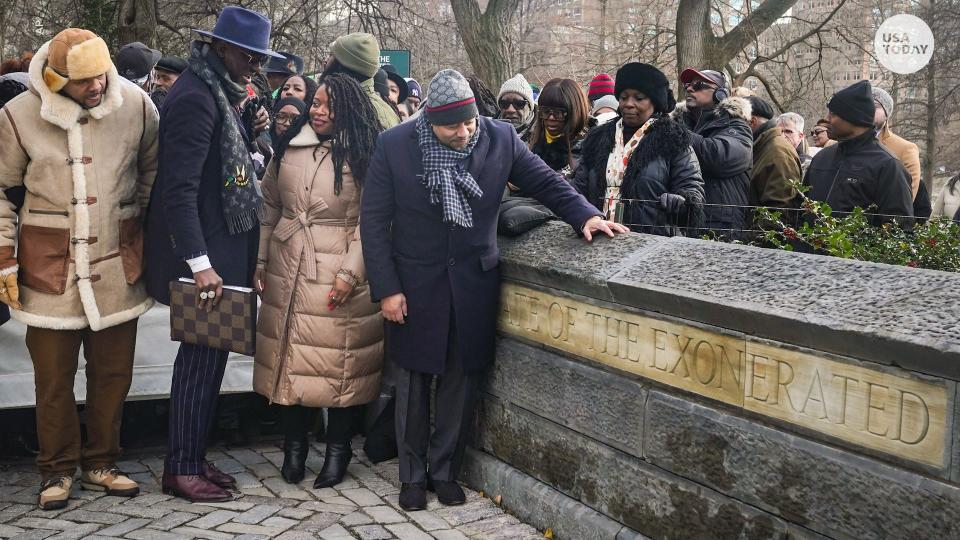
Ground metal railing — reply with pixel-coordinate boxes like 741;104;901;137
612;198;922;242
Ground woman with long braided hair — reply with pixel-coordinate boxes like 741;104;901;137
253;73;385;488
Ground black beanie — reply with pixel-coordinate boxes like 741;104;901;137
746;96;774;119
827;80;875;128
614;62;676;114
374;69;389;100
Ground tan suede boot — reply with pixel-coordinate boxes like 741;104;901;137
38;476;72;511
80;466;139;497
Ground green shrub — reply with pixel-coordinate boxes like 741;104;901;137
751;182;960;272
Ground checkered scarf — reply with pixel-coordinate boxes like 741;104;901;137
416;115;483;228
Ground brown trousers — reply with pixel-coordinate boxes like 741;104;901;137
25;319;138;478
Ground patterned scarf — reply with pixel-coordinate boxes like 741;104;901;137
603;117;655;222
416;115;483;228
188;41;263;235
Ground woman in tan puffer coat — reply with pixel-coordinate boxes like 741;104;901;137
253;74;384;488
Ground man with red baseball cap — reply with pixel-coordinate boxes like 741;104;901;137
674;67;753;238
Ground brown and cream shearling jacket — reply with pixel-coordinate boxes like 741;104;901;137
0;40;159;330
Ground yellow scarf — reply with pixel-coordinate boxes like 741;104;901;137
544;130;563;145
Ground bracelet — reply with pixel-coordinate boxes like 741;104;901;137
335;269;360;288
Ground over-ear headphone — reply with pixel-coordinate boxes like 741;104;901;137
713;84;729;104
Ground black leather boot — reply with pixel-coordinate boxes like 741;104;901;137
280;406;310;484
281;437;308;484
313;442;352;488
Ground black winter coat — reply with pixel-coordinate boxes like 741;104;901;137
802;129;913;226
145;69;259;305
573;116;705;237
530;134;583;176
673;98;753;236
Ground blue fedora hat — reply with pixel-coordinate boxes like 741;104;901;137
194;6;284;59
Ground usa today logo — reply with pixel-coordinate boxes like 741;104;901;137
875;14;934;74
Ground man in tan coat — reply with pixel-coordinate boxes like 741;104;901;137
0;28;158;510
873;87;922;200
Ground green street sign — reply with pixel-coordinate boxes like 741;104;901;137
380;49;411;78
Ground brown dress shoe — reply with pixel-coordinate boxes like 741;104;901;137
162;473;231;503
201;461;237;490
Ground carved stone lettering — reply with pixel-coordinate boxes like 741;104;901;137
497;283;948;467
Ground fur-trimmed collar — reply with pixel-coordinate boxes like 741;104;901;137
288;123;323;147
670;96;752;123
581;115;690;170
28;40;125;130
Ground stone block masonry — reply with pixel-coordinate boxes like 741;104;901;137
464;223;960;539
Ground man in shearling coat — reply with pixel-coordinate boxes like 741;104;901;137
0;28;158;510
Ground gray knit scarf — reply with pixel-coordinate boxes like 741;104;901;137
188;41;262;235
416;115;483;228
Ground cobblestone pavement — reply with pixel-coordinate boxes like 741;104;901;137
0;441;543;539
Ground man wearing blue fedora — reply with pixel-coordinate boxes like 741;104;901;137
145;5;283;502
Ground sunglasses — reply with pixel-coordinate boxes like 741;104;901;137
540;107;568;120
684;80;716;92
498;98;528;111
810;129;828;136
236;48;269;68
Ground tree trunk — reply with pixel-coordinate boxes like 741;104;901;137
676;0;716;76
923;34;937;192
676;0;799;78
117;0;157;47
449;0;520;89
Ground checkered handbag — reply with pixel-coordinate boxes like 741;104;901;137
169;279;257;355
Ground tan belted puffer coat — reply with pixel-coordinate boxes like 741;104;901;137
253;124;383;407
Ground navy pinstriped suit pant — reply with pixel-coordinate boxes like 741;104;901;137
165;343;229;475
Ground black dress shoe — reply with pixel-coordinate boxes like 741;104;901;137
281;438;309;484
313;442;351;488
399;482;427;511
432;480;466;506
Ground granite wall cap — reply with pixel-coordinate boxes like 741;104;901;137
499;221;665;301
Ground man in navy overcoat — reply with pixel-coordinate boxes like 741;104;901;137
144;6;277;502
361;69;626;510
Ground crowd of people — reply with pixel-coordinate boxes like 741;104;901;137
0;3;956;516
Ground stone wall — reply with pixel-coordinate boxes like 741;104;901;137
463;222;960;540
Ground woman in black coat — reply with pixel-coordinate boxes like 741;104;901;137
573;63;704;237
528;78;590;178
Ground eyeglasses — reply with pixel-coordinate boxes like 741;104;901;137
540;107;568;120
274;112;299;126
498;98;528;111
236;48;269;68
683;80;715;92
810;129;828;136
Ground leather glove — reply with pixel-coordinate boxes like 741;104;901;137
0;272;21;310
659;193;687;215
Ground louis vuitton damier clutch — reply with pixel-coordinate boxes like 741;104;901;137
169;278;257;355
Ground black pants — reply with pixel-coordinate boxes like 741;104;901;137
165;343;229;475
281;404;364;444
394;330;479;484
